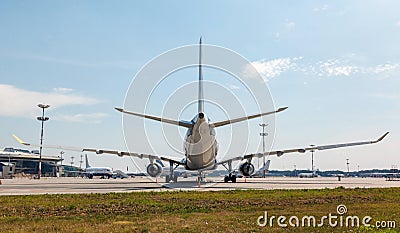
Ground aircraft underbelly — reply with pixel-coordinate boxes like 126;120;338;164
186;146;215;170
184;126;217;170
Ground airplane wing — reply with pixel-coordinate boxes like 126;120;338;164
115;108;193;128
82;148;185;165
13;135;185;166
13;135;83;151
212;107;288;128
217;132;389;165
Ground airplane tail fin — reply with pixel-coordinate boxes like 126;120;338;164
85;154;90;168
198;37;204;114
255;159;271;176
264;160;271;172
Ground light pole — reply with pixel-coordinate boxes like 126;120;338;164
59;151;64;177
79;154;83;169
346;158;350;177
59;151;64;166
310;145;315;174
37;104;50;179
259;123;268;178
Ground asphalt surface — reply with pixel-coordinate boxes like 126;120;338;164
1;176;400;195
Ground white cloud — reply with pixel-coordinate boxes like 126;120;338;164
316;60;400;77
285;21;296;29
53;87;74;94
244;56;400;82
313;4;329;12
369;63;400;74
0;84;101;118
327;66;357;76
243;57;301;82
53;113;108;123
317;60;359;76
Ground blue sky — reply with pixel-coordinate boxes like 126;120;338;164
1;1;399;172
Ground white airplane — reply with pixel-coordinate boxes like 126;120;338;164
298;172;318;178
250;160;271;178
13;39;389;183
83;154;113;179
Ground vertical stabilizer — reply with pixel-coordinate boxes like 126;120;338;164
264;160;271;171
198;37;204;113
85;154;90;168
257;159;271;175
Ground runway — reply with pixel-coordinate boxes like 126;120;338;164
1;176;400;195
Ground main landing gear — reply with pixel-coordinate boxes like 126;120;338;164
166;160;179;183
196;170;205;183
224;173;237;183
222;160;237;183
165;174;178;183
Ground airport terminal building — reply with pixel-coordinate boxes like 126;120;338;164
0;147;62;177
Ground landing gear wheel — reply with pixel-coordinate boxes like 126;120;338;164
224;176;229;183
165;175;170;183
173;175;178;183
224;174;237;183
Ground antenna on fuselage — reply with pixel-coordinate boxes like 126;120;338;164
198;37;204;115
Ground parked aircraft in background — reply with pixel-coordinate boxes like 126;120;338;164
250;160;271;178
112;169;129;179
298;172;318;178
84;154;112;179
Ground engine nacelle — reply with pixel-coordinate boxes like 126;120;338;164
276;151;284;157
239;162;255;177
146;163;163;177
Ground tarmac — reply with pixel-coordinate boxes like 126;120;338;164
1;176;400;195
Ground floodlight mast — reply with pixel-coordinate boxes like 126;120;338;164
259;123;268;178
37;104;50;179
310;144;315;175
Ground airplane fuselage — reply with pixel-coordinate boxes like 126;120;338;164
85;167;113;178
184;113;218;170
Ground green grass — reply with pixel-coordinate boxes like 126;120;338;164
0;188;400;232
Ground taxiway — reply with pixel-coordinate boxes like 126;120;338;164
1;176;400;195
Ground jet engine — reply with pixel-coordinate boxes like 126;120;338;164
146;163;163;177
239;162;255;177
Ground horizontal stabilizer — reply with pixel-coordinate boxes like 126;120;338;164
115;108;193;128
212;107;288;128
